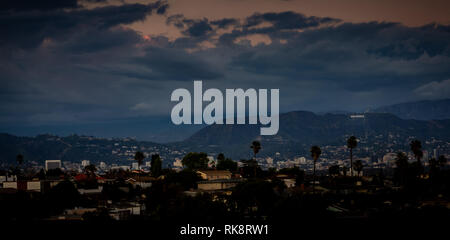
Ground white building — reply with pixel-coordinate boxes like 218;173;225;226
132;162;139;170
382;153;397;167
266;157;273;165
173;158;183;168
81;160;90;168
45;160;61;171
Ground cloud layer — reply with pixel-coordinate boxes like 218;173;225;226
0;0;449;133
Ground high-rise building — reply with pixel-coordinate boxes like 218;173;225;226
45;160;61;171
433;149;439;159
81;160;90;168
132;162;139;170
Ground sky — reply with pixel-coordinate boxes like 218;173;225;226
1;0;450;141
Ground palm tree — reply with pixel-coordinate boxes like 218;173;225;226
134;151;146;171
410;140;423;165
347;136;358;176
16;154;24;179
250;141;261;177
134;151;146;187
353;160;363;177
150;154;162;177
310;145;321;194
250;141;261;159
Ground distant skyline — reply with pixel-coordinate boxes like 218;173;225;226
1;0;450;140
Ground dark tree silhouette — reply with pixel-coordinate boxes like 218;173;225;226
182;152;209;170
329;165;340;177
134;151;146;170
410;139;423;165
240;159;260;178
151;154;162;177
217;153;225;162
438;155;447;168
250;141;261;159
342;166;348;176
216;153;237;172
84;164;97;175
250;141;261;177
353;160;363;177
347;136;358;176
310;145;321;194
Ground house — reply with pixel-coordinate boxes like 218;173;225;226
197;179;243;191
1;180;41;192
196;170;232;180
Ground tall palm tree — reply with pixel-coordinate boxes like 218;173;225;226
16;154;24;180
250;141;261;177
347;136;358;176
310;145;321;194
134;151;146;188
410;139;423;165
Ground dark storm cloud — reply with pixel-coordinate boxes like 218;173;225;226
244;11;339;30
0;1;168;49
167;15;216;38
130;47;223;80
218;20;450;92
367;23;450;60
0;2;449;130
214;11;339;45
184;19;213;37
210;18;239;28
60;27;143;53
167;11;337;41
0;0;79;12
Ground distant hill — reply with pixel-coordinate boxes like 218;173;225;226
175;111;450;159
0;133;174;166
0;116;202;143
373;99;450;120
1;111;449;165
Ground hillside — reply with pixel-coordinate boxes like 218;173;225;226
373;99;450;120
175;111;450;159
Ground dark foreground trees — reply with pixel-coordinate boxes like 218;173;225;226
182;152;209;170
151;154;162;177
310;145;321;194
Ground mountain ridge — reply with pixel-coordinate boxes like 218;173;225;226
372;98;450;120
